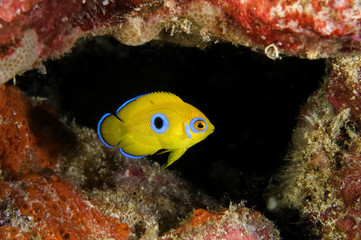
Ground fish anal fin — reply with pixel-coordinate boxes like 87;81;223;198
164;149;187;168
120;136;159;158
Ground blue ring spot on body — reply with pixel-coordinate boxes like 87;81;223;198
190;117;207;133
120;148;146;159
97;113;114;148
151;113;169;134
184;123;192;139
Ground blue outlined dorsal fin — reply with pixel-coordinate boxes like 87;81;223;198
115;92;183;122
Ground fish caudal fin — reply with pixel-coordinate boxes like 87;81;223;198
97;113;123;148
164;149;187;168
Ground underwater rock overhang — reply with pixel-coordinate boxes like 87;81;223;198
1;0;361;84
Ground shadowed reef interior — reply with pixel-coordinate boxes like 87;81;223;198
16;37;324;230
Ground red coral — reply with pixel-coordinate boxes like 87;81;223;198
0;0;43;22
0;85;129;239
0;172;129;239
0;85;61;174
6;173;129;239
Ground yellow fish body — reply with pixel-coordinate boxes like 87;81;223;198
97;92;214;168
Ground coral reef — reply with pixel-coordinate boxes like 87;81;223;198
6;1;361;238
267;56;361;239
1;0;361;84
0;85;280;239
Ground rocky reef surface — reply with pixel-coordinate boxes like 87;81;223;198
267;56;361;239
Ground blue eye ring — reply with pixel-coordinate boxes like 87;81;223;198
190;117;207;133
151;113;169;134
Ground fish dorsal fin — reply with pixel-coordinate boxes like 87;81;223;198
116;92;183;121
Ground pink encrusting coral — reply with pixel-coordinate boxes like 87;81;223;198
268;56;361;239
1;0;361;84
161;207;280;240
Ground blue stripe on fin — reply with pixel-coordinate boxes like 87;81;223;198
97;113;115;148
116;93;152;114
120;148;147;159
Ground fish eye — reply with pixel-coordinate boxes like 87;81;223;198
154;117;163;129
190;117;207;133
151;113;169;134
194;120;205;130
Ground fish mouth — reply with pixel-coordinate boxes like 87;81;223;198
208;123;215;133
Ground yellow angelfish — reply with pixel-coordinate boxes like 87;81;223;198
97;92;214;168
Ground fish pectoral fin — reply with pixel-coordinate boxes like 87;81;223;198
164;149;187;168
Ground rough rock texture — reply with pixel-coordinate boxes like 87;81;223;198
1;174;130;240
268;56;361;239
1;0;361;84
0;83;62;174
328;56;361;118
0;86;129;239
0;85;280;239
161;206;280;240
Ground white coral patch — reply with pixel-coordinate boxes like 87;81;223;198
184;0;222;29
0;30;38;85
113;15;164;46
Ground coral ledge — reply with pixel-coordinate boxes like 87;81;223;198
2;0;361;84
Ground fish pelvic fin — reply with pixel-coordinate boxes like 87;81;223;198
164;148;187;168
97;113;123;148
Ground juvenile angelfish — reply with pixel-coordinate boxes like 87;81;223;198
97;92;214;168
